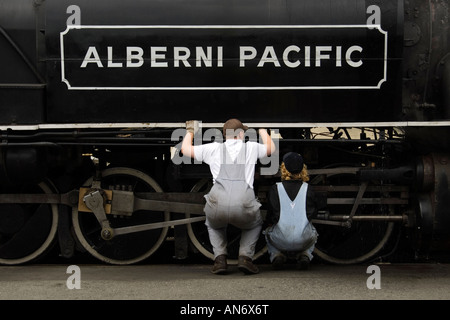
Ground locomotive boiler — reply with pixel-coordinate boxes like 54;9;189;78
0;0;449;265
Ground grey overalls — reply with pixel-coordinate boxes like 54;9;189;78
204;143;263;258
265;182;318;261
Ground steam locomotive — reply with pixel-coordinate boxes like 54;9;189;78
0;0;449;265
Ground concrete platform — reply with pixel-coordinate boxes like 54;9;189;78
0;262;449;300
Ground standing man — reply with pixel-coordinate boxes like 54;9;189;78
181;119;275;274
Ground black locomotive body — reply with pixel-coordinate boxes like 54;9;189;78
0;0;449;265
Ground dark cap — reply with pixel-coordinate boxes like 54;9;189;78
223;119;249;137
282;152;304;174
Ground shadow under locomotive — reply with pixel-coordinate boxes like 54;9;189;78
1;126;450;266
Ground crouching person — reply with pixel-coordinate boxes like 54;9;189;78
265;152;319;270
181;119;275;275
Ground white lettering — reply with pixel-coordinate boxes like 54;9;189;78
304;46;311;67
315;46;332;67
346;45;363;67
174;47;191;67
80;46;103;68
239;46;257;67
336;46;342;67
257;46;281;67
217;46;223;67
283;45;301;68
107;47;123;68
151;47;168;67
179;304;214;318
223;304;269;315
78;45;364;69
196;47;212;67
126;47;144;67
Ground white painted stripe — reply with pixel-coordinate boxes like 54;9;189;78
1;121;450;131
65;86;385;90
64;25;383;30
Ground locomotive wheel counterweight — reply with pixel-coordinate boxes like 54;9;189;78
0;181;59;265
72;167;169;265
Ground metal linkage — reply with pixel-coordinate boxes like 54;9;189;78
0;190;79;207
0;184;408;237
80;189;206;240
83;190;115;240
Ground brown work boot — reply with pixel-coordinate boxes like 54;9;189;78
238;255;259;274
211;254;228;275
271;254;287;270
296;254;310;270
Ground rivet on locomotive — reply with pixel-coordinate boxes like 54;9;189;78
0;0;449;265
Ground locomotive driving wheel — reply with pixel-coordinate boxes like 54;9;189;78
0;181;59;265
186;178;267;264
311;168;395;264
72;167;169;265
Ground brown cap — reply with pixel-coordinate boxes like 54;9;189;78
223;119;249;137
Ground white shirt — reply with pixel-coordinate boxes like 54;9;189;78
193;139;267;188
